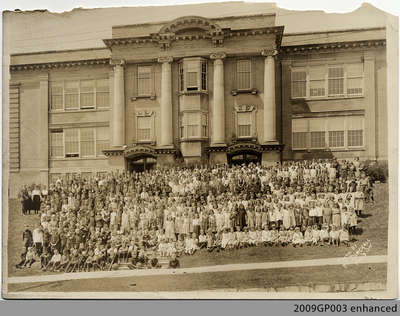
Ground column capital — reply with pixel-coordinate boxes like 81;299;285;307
110;59;126;67
158;56;173;63
210;52;226;60
261;48;278;57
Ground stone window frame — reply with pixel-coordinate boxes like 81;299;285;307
233;105;257;141
135;110;156;144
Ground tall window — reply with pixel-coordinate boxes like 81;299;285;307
50;131;63;157
137;66;152;96
80;80;95;109
237;112;252;137
328;118;345;148
80;128;95;157
237;60;251;90
64;81;79;110
292;116;364;151
309;66;325;97
291;63;364;99
96;79;110;108
50;127;109;158
137;116;152;141
328;66;344;96
64;129;79;157
346;63;363;96
50;83;63;110
96;127;109;156
178;58;208;93
51;78;110;111
292;119;308;149
180;112;208;139
291;70;307;98
347;116;364;147
201;60;207;91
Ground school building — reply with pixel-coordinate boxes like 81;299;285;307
8;13;387;196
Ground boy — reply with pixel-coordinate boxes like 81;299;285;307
339;226;350;246
45;249;62;271
292;227;304;247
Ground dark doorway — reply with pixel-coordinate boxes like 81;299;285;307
127;155;156;173
228;151;261;166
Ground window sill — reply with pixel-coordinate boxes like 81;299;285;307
178;91;208;96
231;88;258;96
50;108;110;114
291;95;364;102
179;137;208;142
131;95;156;101
50;156;107;161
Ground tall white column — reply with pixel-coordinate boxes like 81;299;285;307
158;56;173;147
112;60;125;147
262;48;277;143
210;52;226;145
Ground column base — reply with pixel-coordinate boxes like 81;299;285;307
262;151;281;166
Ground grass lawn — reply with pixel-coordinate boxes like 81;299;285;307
7;263;387;293
7;183;389;278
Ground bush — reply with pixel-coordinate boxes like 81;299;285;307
363;160;388;183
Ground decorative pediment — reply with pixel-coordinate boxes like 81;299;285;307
152;16;226;49
227;142;263;155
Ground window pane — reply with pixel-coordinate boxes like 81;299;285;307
348;130;363;147
237;60;251;90
80;128;94;156
96;127;109;156
187;125;198;137
292;119;308;132
80;80;94;92
238;125;251;137
80;92;94;108
51;83;63;110
328;67;344;96
201;61;207;91
65;129;79;156
137;116;152;141
310;80;325;97
347;78;363;95
65;94;79;109
187;72;198;88
328;131;344;147
96;92;109;108
138;66;152;96
291;70;306;98
50;132;63;157
310;131;325;148
293;132;308;149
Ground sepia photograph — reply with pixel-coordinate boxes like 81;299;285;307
1;0;398;299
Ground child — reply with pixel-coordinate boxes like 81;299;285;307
206;230;215;252
261;227;271;246
311;225;320;246
24;246;36;268
292;227;304;247
354;186;365;216
269;226;279;246
15;247;28;269
40;247;51;269
198;230;207;249
279;228;288;246
304;226;313;246
348;207;358;239
330;226;340;246
45;249;62;271
319;224;330;245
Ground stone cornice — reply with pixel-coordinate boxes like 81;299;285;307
280;39;386;55
103;148;125;157
10;58;110;72
103;25;284;50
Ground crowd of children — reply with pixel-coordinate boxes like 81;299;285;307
16;158;374;272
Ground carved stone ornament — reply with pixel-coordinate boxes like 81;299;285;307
136;110;154;117
235;105;255;112
261;48;278;57
210;52;226;60
157;56;174;63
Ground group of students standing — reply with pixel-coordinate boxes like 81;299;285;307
16;158;374;272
